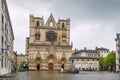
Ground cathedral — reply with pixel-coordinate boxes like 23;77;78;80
25;14;72;70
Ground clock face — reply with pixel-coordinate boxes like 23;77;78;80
46;31;57;42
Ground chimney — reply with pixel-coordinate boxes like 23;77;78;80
84;47;87;50
95;47;98;50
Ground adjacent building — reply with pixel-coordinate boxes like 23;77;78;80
25;14;72;70
96;47;110;57
115;33;120;72
12;51;17;72
0;0;14;75
17;54;26;70
70;48;100;71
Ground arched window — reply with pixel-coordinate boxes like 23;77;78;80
62;23;65;29
50;22;53;27
35;33;40;40
36;21;40;27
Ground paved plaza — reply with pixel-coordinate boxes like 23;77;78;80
0;71;120;80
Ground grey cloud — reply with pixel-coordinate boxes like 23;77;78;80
6;0;120;53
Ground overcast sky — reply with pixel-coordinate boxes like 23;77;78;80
6;0;120;54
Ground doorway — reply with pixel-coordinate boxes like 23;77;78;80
61;64;64;69
37;63;40;71
48;63;54;70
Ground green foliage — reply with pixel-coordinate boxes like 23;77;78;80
19;61;25;69
99;52;116;71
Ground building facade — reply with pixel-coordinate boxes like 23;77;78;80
17;54;26;70
0;0;14;75
12;51;17;72
115;33;120;72
96;47;110;57
25;14;72;70
70;48;100;71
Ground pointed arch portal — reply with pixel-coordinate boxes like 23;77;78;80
61;58;67;69
35;57;42;71
46;54;58;70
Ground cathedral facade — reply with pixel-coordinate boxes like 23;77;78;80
25;14;72;70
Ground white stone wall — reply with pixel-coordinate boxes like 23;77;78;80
74;58;99;71
0;0;14;75
99;51;109;57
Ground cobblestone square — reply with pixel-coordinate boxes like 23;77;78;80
0;71;120;80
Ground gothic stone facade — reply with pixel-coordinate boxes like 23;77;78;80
25;14;72;70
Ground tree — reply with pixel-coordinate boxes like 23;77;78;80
99;52;116;71
99;57;104;70
106;52;116;71
19;61;25;70
99;57;108;70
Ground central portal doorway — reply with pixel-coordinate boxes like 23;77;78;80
48;63;54;70
37;63;40;71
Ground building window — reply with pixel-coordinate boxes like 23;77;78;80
62;23;65;29
98;54;100;57
119;66;120;70
62;40;66;42
1;56;3;68
62;32;66;38
117;34;120;38
5;58;6;67
2;14;4;30
35;33;40;40
119;53;120;57
82;59;84;61
2;36;4;53
87;59;89;61
2;14;4;24
119;59;120;63
76;59;79;61
36;21;40;27
5;23;6;31
6;28;8;35
118;47;120;51
92;59;94;61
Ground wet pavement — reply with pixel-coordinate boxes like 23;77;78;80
0;71;120;80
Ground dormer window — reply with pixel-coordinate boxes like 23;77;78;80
36;21;40;27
